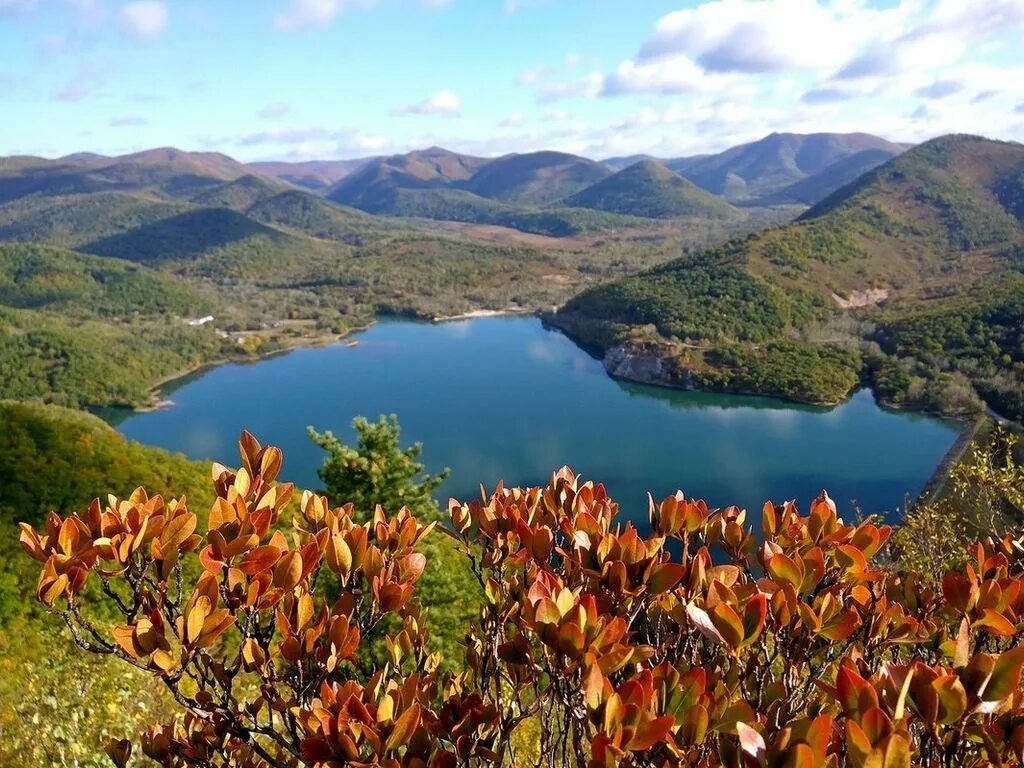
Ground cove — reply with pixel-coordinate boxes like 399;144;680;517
110;317;961;525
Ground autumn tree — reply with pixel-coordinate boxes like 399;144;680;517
18;431;1024;768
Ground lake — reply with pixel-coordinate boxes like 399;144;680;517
111;317;960;525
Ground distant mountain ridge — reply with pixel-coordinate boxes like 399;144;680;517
0;131;908;243
248;159;378;192
664;132;908;203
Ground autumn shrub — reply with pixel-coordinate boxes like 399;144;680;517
18;432;1024;767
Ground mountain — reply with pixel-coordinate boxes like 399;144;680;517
0;148;264;205
248;159;377;192
327;147;489;212
602;154;658;171
564;160;735;218
325;148;664;235
666;132;907;203
552;135;1024;416
463;151;612;206
763;148;898;205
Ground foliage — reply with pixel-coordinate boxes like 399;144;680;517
872;279;1024;421
0;401;214;765
309;416;448;523
19;432;1024;767
888;425;1024;582
0;305;227;408
0;623;176;768
886;502;973;583
0;242;208;315
561;244;822;345
950;427;1024;534
695;341;862;405
308;415;476;667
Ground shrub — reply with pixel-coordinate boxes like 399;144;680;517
18;432;1024;767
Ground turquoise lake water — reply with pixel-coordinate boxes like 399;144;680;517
111;317;960;526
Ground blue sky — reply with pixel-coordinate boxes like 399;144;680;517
1;0;1023;161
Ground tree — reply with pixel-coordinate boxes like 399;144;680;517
309;414;476;667
17;431;1024;768
308;415;448;522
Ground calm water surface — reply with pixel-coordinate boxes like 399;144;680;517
111;317;960;525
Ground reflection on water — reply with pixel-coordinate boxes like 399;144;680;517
108;317;961;526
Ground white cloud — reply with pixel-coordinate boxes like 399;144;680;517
392;89;462;117
537;71;603;102
604;55;722;96
118;1;168;41
637;0;882;74
258;102;291;120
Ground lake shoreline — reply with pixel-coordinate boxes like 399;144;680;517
136;324;375;411
136;311;543;411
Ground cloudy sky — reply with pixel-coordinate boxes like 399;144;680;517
1;0;1023;161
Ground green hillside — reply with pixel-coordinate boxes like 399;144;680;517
0;191;191;248
327;147;489;212
0;242;207;314
554;135;1024;415
82;207;293;263
463;151;612;205
565;160;736;218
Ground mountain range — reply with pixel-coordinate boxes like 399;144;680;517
0;132;909;243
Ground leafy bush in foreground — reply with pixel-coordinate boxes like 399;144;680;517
18;433;1024;767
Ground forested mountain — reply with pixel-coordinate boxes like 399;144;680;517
327;146;489;211
553;135;1024;418
461;151;612;205
665;132;906;203
327;148;743;228
564;159;735;218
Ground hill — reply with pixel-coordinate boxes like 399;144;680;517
552;135;1024;417
0;149;266;206
248;158;376;192
565;160;736;218
666;132;906;202
463;151;612;206
327;147;489;212
764;148;899;205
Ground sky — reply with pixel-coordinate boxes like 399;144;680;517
1;0;1024;162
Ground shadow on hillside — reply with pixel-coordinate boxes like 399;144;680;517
82;208;282;263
